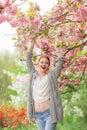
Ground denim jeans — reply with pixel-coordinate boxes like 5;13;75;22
34;109;57;130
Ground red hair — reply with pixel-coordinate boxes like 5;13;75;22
38;54;50;65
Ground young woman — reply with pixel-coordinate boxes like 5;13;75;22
26;42;64;130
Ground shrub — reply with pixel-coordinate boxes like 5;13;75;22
0;105;34;128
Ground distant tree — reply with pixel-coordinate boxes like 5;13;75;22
0;51;25;104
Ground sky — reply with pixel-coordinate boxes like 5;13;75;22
0;0;58;53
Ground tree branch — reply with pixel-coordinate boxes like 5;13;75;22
64;39;87;56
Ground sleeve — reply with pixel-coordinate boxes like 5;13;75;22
26;52;35;74
51;56;64;79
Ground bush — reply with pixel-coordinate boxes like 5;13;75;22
57;115;87;130
0;104;34;128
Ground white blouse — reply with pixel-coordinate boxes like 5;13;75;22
32;75;50;103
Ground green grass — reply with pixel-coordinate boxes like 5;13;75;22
57;115;87;130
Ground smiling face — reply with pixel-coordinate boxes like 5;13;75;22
37;56;50;74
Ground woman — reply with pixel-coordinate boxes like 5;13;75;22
26;42;64;130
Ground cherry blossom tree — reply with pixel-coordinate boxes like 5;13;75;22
0;0;87;90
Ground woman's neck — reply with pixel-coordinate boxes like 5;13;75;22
39;73;46;77
39;72;47;79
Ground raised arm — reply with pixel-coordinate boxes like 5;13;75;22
26;42;35;74
51;56;64;79
51;49;65;79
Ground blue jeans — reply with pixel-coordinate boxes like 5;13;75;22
34;109;57;130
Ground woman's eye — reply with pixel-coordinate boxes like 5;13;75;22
45;62;49;64
40;62;49;64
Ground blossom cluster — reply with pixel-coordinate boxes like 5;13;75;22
0;0;87;55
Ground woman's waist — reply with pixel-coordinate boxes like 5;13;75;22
34;99;50;112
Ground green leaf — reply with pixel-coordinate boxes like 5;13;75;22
12;37;17;40
43;30;48;35
8;89;18;96
55;43;61;47
67;72;74;79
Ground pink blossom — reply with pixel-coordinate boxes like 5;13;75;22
74;80;80;85
53;6;64;15
0;13;9;23
0;1;5;7
80;56;87;64
64;79;70;84
39;42;48;49
60;85;66;90
77;65;84;72
68;49;78;57
0;14;6;23
68;36;78;43
72;1;79;6
47;46;55;54
75;6;87;21
33;14;42;26
8;5;18;15
57;7;64;15
57;17;64;22
18;14;28;23
9;19;18;27
64;56;69;62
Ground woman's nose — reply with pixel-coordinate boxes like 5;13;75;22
43;63;46;65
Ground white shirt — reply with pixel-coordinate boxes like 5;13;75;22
32;75;50;103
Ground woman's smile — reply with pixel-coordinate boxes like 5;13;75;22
38;57;49;73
